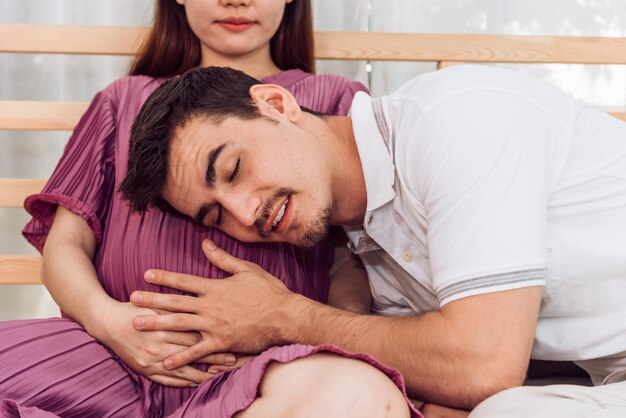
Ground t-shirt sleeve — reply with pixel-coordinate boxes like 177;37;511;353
22;90;117;253
407;90;562;306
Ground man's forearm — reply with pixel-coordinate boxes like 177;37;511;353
130;241;539;407
279;293;528;409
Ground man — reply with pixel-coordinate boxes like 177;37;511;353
119;65;626;416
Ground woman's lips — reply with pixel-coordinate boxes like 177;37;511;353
216;18;255;32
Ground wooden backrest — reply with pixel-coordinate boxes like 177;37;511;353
2;24;626;284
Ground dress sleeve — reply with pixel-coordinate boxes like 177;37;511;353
22;90;117;253
336;80;369;116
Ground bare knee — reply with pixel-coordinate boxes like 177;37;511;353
238;353;410;418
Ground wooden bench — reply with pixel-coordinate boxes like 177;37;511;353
2;23;626;285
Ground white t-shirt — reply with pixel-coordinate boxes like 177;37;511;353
346;65;626;361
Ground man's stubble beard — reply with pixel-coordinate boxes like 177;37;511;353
297;205;332;248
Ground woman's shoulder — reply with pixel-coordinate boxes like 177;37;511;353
99;74;166;101
266;69;366;92
83;75;169;121
265;69;368;115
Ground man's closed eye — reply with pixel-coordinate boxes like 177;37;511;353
229;158;241;182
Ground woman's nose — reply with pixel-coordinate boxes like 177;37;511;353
220;0;252;7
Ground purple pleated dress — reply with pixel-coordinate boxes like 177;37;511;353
0;70;420;417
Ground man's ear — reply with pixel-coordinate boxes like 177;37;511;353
249;84;302;122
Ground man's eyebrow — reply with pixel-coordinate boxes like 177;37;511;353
195;202;211;225
196;142;229;224
205;142;229;189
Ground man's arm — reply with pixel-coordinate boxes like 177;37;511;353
131;239;542;409
327;243;372;314
284;285;541;409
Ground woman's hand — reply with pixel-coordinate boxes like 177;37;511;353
44;207;213;386
94;300;225;387
207;354;256;375
44;203;243;387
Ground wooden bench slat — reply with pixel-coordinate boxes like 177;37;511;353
4;25;626;64
612;112;626;122
0;24;147;56
0;100;623;133
0;255;41;284
0;101;88;131
437;60;467;69
315;32;626;64
0;179;46;207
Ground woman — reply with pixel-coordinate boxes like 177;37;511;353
0;1;418;417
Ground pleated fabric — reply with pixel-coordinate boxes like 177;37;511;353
23;70;368;304
0;319;152;417
0;319;421;418
0;71;419;416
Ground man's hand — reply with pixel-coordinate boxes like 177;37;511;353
98;300;220;387
130;239;296;370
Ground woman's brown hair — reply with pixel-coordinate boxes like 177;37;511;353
129;0;314;78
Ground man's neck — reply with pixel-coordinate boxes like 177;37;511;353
323;116;368;226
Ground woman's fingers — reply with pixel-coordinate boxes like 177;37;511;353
163;340;216;370
207;355;256;374
134;312;202;332
168;364;213;384
165;331;203;347
196;352;237;366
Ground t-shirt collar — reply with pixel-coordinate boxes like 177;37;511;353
349;91;396;221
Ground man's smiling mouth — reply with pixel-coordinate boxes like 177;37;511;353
272;198;288;229
255;189;294;237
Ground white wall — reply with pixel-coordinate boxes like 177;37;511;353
2;0;626;319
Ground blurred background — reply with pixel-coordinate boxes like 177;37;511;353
2;0;626;319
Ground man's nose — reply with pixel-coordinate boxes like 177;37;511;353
221;193;259;228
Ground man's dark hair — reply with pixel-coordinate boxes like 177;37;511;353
119;66;265;214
